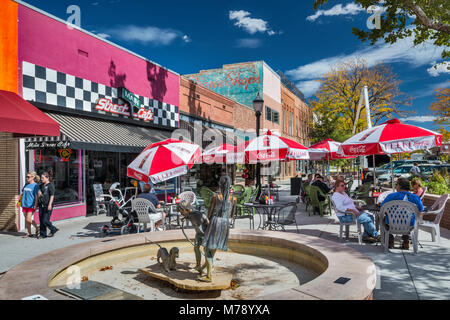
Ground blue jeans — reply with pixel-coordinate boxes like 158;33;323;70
39;205;57;237
338;212;378;238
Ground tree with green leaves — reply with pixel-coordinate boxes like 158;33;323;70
313;0;450;61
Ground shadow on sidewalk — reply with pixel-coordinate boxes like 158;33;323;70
69;222;107;239
0;231;28;237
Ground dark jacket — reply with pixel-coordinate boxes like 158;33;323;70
137;192;159;211
312;180;330;201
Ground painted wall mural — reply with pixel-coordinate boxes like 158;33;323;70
186;62;263;108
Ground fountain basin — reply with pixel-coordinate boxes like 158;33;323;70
0;229;375;300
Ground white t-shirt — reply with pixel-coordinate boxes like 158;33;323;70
331;192;358;217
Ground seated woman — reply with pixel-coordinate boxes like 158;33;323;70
411;178;425;198
137;183;166;231
331;179;380;243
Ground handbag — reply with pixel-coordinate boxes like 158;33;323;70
17;194;23;207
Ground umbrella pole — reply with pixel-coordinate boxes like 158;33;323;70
165;180;168;203
390;155;394;190
372;154;377;189
328;158;330;176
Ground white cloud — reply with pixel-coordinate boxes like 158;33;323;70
306;3;365;22
229;10;279;36
106;25;186;45
235;38;262;48
427;61;450;77
182;35;191;43
285;35;445;97
96;33;111;39
412;81;450;99
295;80;321;98
399;116;438;123
286;36;444;82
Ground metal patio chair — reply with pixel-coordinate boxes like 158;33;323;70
274;203;299;233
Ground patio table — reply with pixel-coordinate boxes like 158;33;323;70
243;202;288;231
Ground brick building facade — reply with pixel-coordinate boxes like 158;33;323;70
280;82;313;179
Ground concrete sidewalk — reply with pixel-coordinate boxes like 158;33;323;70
1;179;449;300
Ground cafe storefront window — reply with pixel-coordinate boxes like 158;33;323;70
27;148;83;205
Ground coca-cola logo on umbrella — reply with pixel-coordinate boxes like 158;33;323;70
349;145;366;154
257;151;275;160
133;172;143;180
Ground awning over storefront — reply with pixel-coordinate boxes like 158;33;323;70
25;112;172;153
0;90;60;137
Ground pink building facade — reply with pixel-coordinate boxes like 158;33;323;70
14;2;180;229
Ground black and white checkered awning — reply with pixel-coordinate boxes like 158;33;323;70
25;112;171;153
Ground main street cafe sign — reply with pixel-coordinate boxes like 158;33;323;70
94;87;154;122
25;140;71;151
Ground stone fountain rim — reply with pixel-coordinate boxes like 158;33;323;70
0;229;375;300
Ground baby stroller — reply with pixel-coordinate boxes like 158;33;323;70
100;183;138;236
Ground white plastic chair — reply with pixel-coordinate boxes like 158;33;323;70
330;198;362;244
419;194;448;246
131;198;160;232
380;200;419;254
179;191;196;205
419;186;428;201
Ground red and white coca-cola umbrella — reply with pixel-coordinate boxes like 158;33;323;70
338;119;443;188
309;139;355;176
127;139;201;184
200;143;236;164
227;130;309;164
338;119;443;156
309;139;355;160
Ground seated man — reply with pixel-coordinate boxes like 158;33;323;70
331;180;380;242
380;178;424;250
312;175;331;201
137;183;166;231
306;174;313;185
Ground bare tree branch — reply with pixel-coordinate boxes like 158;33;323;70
404;0;450;34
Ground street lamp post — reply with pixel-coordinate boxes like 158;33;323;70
253;92;264;198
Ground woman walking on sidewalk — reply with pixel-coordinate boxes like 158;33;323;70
21;171;40;238
37;172;58;238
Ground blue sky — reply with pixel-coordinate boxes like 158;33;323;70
23;0;449;132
